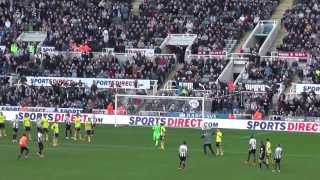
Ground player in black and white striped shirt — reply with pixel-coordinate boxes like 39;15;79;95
37;130;44;158
178;141;188;170
12;115;19;143
90;114;97;135
64;113;72;139
273;144;283;173
245;134;257;165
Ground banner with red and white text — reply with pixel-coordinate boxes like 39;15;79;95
26;76;151;89
278;51;310;60
2;111;320;133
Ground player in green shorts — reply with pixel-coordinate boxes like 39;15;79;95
152;123;161;147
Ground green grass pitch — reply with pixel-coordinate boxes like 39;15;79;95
0;123;319;180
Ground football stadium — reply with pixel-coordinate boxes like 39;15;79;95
0;0;319;179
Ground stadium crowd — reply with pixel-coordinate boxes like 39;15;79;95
0;0;279;53
0;0;131;52
1;0;320;120
19;52;175;83
241;56;293;85
278;0;320;84
173;57;229;90
140;0;279;54
279;0;320;57
277;91;320;117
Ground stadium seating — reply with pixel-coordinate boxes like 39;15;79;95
279;0;319;57
1;0;320;119
173;57;229;90
0;0;131;52
140;0;279;54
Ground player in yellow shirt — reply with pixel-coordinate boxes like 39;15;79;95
51;122;59;147
23;114;32;140
41;114;50;141
266;138;272;165
0;112;7;137
215;129;223;156
73;114;82;141
160;123;166;150
84;119;92;143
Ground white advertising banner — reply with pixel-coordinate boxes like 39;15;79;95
26;76;151;89
125;48;155;57
1;111;112;124
0;106;83;113
41;46;55;53
2;111;319;133
296;84;320;94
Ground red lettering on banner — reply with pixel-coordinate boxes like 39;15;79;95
165;118;202;128
278;51;310;60
288;122;319;132
312;124;318;131
287;122;294;131
190;119;196;127
178;119;184;127
298;123;305;131
167;118;174;127
54;114;63;122
197;119;202;127
184;119;190;127
306;123;312;131
82;114;88;121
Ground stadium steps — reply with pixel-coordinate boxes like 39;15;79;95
132;0;144;16
233;32;251;53
157;64;184;92
234;0;294;53
269;0;294;51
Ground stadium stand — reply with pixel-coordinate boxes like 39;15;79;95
279;0;319;57
278;0;320;84
2;0;320;120
0;0;131;51
140;0;279;54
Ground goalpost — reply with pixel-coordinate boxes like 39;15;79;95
114;94;210;127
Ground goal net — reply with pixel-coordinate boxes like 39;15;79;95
114;94;211;128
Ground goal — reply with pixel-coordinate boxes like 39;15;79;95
114;94;211;127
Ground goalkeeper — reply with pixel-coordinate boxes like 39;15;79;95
152;123;161;147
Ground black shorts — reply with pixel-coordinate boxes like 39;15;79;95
20;146;29;154
259;155;265;161
249;149;256;154
66;124;71;130
92;124;96;128
38;142;44;149
13;128;18;133
37;127;42;132
216;142;221;147
274;158;281;163
54;133;59;138
86;130;91;135
43;128;49;133
160;135;165;140
75;127;80;132
179;155;186;161
25;127;31;131
0;123;5;129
